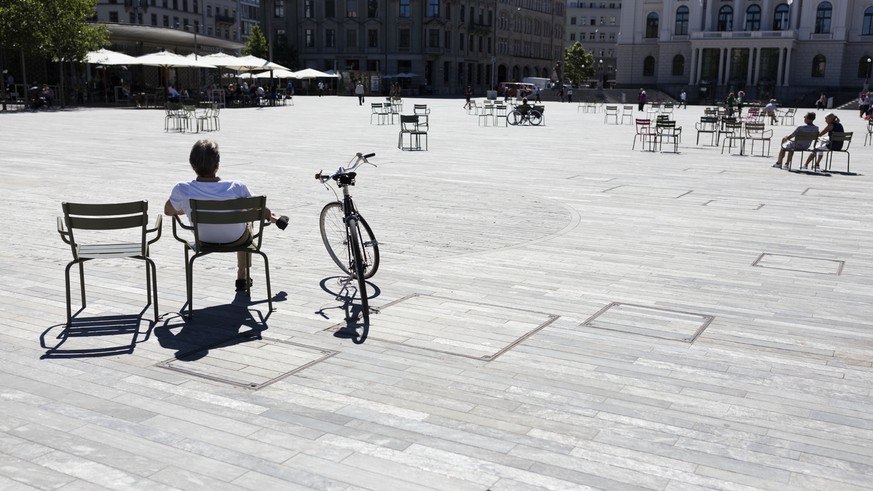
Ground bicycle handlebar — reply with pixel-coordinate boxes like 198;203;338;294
315;152;376;182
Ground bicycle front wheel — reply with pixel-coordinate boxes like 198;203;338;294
348;217;370;324
508;110;522;126
319;202;380;279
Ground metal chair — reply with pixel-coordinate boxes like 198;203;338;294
779;107;797;126
695;116;719;146
745;123;773;157
57;201;162;326
604;105;619;124
864;119;872;146
720;121;746;155
171;196;273;318
823;132;853;173
621;105;634;124
783;130;819;171
398;115;428;150
632;119;659;151
656;120;682;153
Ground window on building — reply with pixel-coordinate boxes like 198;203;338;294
745;5;760;31
347;0;358;17
864;7;873;35
368;0;378;18
815;2;832;34
643;56;656;77
427;0;439;17
429;28;440;48
400;0;410;17
811;54;826;77
717;6;733;31
151;13;157;25
368;29;378;47
325;1;335;17
304;29;314;47
193;0;198;14
672;55;684;76
570;33;576;41
399;28;410;49
773;4;789;30
346;29;357;47
303;0;312;18
444;31;450;49
674;6;688;35
444;61;450;83
645;12;658;38
163;15;169;26
459;32;464;50
326;29;336;47
274;0;284;17
109;11;119;22
859;56;873;78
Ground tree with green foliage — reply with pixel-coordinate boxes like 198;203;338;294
0;0;108;105
562;42;595;87
272;33;298;71
243;24;269;59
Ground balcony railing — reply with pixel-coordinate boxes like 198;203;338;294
691;30;794;40
215;13;235;24
469;21;492;34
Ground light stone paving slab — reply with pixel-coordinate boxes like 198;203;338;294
2;98;873;489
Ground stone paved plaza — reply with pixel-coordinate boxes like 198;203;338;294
2;97;873;490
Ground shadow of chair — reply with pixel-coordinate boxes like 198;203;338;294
822;132;853;173
398;114;428;150
171;196;273;319
58;201;162;327
745;123;773;157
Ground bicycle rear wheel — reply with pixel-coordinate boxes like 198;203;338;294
319;202;380;279
529;110;543;126
348;216;370;325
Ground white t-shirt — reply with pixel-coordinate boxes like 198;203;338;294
169;180;253;243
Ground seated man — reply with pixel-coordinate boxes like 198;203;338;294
516;97;532;117
167;85;180;103
773;112;818;169
165;139;284;292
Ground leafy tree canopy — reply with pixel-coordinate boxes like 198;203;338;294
0;0;108;61
562;42;596;86
243;24;268;58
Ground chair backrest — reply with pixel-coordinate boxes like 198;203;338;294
657;120;675;129
371;102;382;112
745;122;765;135
400;114;420;131
605;105;618;113
414;104;429;114
792;129;818;145
62;201;150;256
623;105;634;112
190;196;267;250
635;119;653;133
829;131;852;151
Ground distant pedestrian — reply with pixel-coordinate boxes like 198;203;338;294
567;86;574;103
558;85;565;103
638;88;647;111
534;86;541;103
679;89;687;109
463;84;473;109
317;81;325;97
355;80;365;105
815;92;826;110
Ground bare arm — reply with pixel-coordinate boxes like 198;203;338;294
164;199;184;216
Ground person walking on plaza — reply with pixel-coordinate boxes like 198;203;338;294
534;85;541;103
773;112;818;169
763;99;779;125
165;139;285;293
354;80;365;105
566;86;574;103
463;84;473;109
679;89;687;109
803;112;843;171
638;88;647;111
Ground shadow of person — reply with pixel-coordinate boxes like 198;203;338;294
154;293;268;361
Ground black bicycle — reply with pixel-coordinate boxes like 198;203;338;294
507;103;544;126
315;152;380;324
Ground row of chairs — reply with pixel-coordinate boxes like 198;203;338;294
632;117;682;152
164;103;220;133
57;198;272;326
603;104;671;125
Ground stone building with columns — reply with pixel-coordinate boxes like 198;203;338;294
615;0;873;103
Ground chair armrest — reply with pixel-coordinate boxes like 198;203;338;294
762;130;773;138
147;214;163;246
57;216;72;245
171;214;194;244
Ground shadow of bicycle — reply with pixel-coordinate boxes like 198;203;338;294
316;276;380;344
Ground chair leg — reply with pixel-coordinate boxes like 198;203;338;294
146;257;159;322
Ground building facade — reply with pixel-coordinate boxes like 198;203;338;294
615;0;873;102
565;1;622;87
272;0;565;95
